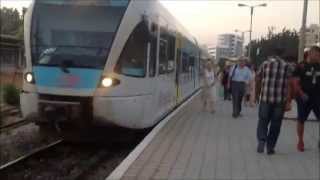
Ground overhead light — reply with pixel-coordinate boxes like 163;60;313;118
238;3;247;7
259;3;267;7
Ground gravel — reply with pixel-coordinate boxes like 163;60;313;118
0;114;149;180
0;121;60;166
1;139;141;180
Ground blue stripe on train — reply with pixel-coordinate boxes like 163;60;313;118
33;66;103;90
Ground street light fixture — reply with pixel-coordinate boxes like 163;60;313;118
238;3;267;62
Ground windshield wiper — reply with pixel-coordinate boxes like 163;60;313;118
60;60;73;73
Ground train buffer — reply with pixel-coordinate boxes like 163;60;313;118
107;91;319;180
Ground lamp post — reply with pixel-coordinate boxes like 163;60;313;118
238;3;267;62
235;29;250;56
318;0;320;46
298;0;308;62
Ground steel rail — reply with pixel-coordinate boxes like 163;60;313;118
0;119;30;133
0;139;63;171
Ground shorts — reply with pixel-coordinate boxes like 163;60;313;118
296;97;320;123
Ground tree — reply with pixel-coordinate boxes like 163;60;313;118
248;27;299;67
15;8;27;40
0;7;24;38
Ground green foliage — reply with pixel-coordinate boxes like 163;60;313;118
248;27;299;67
0;7;25;39
3;84;20;106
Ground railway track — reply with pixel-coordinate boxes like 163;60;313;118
0;140;63;171
0;106;18;117
0;119;30;134
0;134;143;180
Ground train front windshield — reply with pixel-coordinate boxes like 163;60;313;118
31;0;129;69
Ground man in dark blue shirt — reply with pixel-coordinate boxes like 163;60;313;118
291;46;320;152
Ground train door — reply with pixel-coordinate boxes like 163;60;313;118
195;51;201;89
175;33;182;104
155;18;176;119
175;48;181;104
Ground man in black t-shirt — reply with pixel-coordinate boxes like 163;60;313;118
292;46;320;152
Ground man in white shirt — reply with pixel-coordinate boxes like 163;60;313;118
228;58;252;118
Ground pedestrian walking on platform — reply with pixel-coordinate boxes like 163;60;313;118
249;66;257;107
244;64;256;107
202;61;215;113
228;58;252;118
288;46;320;151
222;66;231;100
256;47;292;155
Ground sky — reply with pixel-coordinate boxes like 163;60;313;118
1;0;319;46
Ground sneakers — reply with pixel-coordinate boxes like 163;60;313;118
257;141;276;155
257;141;265;153
267;149;275;155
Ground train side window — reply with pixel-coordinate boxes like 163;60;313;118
182;52;189;73
176;48;181;73
189;56;195;66
159;27;168;74
189;56;195;79
159;26;176;74
149;23;158;77
115;22;148;77
167;34;176;73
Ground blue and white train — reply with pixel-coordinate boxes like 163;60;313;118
21;0;208;134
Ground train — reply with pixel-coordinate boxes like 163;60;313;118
21;0;210;137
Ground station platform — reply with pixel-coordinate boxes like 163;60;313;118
108;91;319;180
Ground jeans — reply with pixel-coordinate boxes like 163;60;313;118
231;81;246;116
257;102;285;150
224;86;231;100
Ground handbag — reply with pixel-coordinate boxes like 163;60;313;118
228;64;238;92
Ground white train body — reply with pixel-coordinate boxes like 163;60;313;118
21;0;205;130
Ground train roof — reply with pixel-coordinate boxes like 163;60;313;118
155;1;196;43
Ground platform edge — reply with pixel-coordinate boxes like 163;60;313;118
106;90;201;180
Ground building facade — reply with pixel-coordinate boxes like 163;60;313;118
208;46;216;59
0;34;25;73
210;33;244;63
305;24;320;48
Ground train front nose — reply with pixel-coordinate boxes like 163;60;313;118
37;95;93;127
41;104;80;123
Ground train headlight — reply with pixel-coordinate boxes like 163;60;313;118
25;72;35;84
102;78;113;87
100;77;120;88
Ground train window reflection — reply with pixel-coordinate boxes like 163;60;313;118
159;27;176;74
31;1;128;69
159;38;168;74
115;22;148;77
149;23;158;77
182;52;189;73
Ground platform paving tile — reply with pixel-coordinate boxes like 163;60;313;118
152;109;196;179
124;99;199;180
167;113;204;179
124;111;182;177
121;100;319;180
137;113;192;179
182;112;211;179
